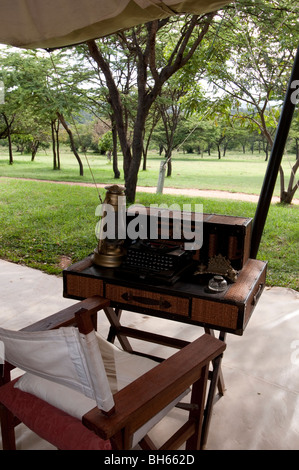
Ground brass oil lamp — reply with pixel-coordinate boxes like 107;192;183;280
92;185;126;268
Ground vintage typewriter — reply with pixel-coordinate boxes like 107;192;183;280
116;239;194;284
116;207;253;286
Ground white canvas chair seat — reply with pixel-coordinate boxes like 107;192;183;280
0;327;114;411
0;324;187;448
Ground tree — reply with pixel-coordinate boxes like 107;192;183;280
42;52;86;176
0;50;29;164
142;103;161;171
205;0;299;202
74;42;126;179
156;89;184;176
98;130;113;155
0;48;86;174
289;116;299;160
0;112;14;164
180;117;216;156
86;13;217;202
283;113;299;203
12;114;50;161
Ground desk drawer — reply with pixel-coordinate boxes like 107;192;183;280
192;299;239;330
106;284;189;316
65;274;104;299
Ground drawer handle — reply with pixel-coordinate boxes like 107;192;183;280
121;292;171;309
252;284;263;306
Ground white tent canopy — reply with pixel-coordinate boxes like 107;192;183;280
0;0;231;49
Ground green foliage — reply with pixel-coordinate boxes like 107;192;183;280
98;131;113;154
204;0;299;141
1;146;297;195
0;1;298;200
0;179;99;273
0;5;298;145
0;178;297;289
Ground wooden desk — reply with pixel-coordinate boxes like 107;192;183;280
63;256;266;337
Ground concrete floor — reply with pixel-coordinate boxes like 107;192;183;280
0;259;298;450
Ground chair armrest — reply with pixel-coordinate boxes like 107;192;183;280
21;296;110;332
83;334;226;439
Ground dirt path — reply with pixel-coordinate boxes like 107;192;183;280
2;176;299;204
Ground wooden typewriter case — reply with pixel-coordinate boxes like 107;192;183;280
63;209;267;336
128;207;253;270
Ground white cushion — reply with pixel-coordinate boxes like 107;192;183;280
14;331;188;446
15;331;157;418
0;326;114;411
15;372;96;419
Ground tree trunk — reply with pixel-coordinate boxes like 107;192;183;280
87;40;131;181
2;113;13;164
164;149;172;177
286;158;299;203
264;143;269;161
156;160;166;194
57;112;83;176
143;111;159;170
142;148;147;171
7;130;13;165
142;126;150;171
7;128;13;165
112;122;120;179
125;155;142;202
51;120;57;170
279;158;299;204
52;119;60;170
167;158;172;177
126;113;146;202
31;140;39;161
55;121;60;170
217;145;221;159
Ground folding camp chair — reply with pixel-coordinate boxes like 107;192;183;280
0;296;225;450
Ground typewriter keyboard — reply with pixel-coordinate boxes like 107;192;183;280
123;249;175;272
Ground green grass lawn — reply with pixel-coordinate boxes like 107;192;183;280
0;146;297;196
0;178;298;290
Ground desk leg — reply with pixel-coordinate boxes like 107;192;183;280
104;307;133;352
205;328;226;395
200;352;224;450
217;331;226;395
200;329;226;449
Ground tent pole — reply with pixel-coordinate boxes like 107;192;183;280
250;44;299;259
